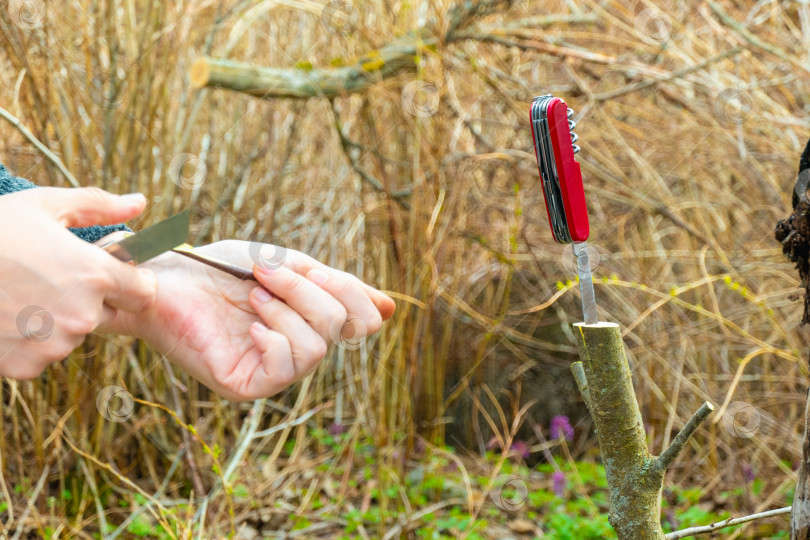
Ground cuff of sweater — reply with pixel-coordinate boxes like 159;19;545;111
0;164;132;243
69;223;132;244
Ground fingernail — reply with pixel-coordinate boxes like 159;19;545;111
251;321;270;333
252;287;272;303
307;268;329;285
257;264;279;275
121;193;145;205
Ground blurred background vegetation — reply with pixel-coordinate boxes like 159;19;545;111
0;0;808;537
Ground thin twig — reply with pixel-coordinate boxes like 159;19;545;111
221;398;266;484
9;462;49;540
80;459;109;538
329;99;410;209
664;506;792;539
707;1;809;74
592;46;744;102
108;449;186;540
160;356;206;497
0;104;80;187
652;402;714;477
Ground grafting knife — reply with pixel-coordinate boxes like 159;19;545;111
101;209;257;281
530;94;598;324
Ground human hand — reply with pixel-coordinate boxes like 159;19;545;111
0;188;158;379
110;240;395;401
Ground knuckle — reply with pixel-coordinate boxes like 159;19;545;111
86;263;116;291
82;186;111;202
366;312;383;335
337;276;360;297
8;364;42;380
304;337;328;362
46;343;71;364
283;271;307;293
65;312;99;336
131;286;155;313
262;298;285;317
327;305;348;328
275;365;296;387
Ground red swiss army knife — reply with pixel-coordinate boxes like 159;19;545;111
530;94;598;324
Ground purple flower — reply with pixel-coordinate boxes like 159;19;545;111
741;462;755;484
510;440;530;460
552;471;566;497
550;415;574;441
328;422;347;436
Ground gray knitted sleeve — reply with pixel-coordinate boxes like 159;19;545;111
0;163;131;243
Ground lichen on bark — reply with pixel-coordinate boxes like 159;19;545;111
574;322;666;540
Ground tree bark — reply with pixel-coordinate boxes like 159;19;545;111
189;0;518;99
190;34;430;99
792;388;810;540
774;139;810;538
574;322;666;539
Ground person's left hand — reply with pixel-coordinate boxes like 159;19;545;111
103;239;395;401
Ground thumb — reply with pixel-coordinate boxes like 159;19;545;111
31;187;147;228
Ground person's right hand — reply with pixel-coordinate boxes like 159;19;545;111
0;187;158;379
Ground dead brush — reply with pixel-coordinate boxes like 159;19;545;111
0;0;808;536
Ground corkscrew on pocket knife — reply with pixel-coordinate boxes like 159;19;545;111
530;94;598;324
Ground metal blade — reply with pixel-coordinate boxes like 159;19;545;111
573;241;598;325
107;210;190;264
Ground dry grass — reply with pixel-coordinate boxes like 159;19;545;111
0;0;809;537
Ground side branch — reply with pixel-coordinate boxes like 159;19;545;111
190;0;518;99
651;401;714;478
0;105;80;188
570;361;593;412
191;35;430;99
665;506;791;539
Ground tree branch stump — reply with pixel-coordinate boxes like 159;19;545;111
574;321;666;539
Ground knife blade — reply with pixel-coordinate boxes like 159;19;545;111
103;209;260;281
104;210;190;264
573;241;598;325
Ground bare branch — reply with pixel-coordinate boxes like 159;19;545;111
191;0;521;99
665;506;791;539
191;33;430;99
0;104;80;187
707;1;808;74
651;401;714;478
